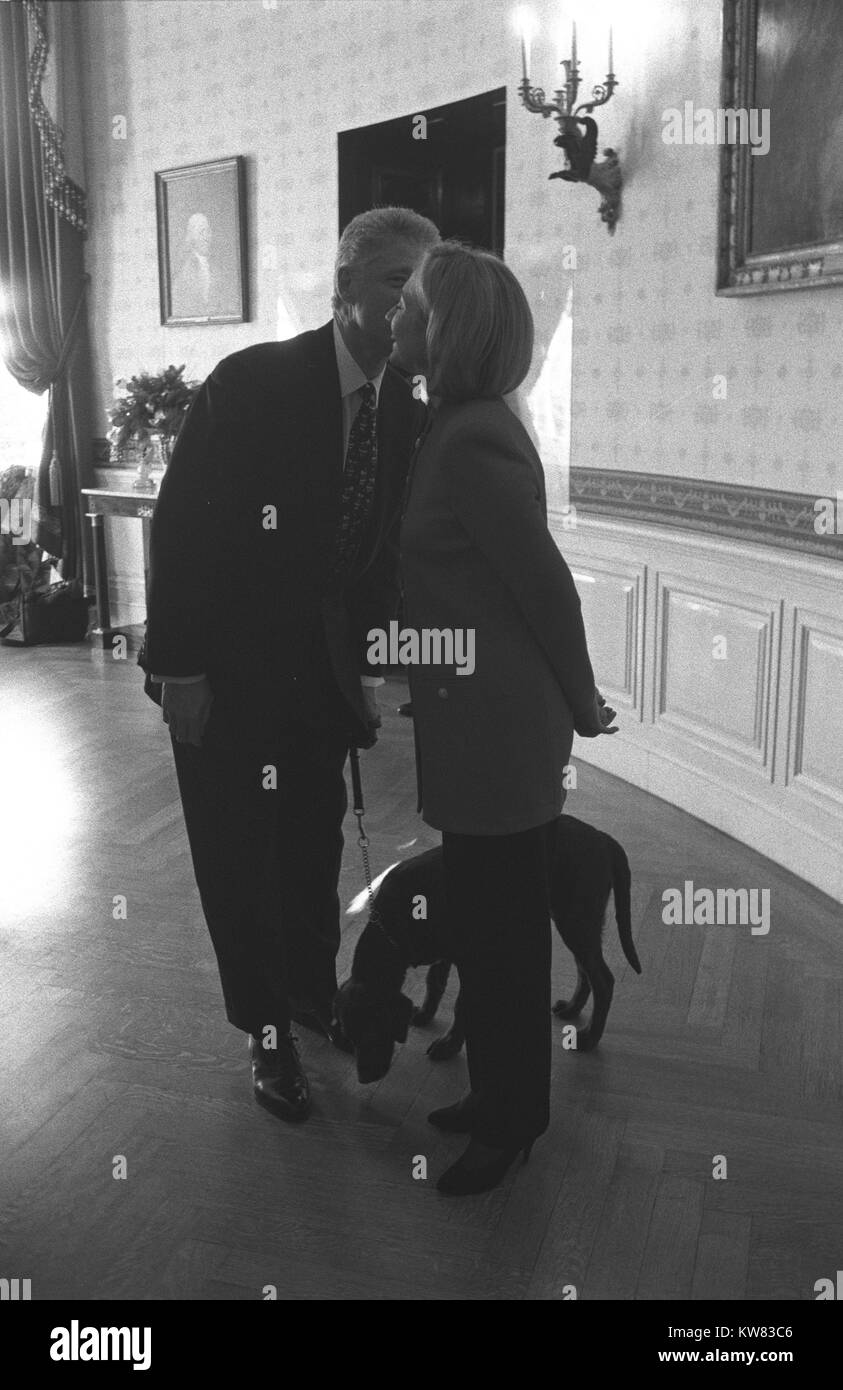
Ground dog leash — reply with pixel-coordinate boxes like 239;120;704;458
348;742;403;955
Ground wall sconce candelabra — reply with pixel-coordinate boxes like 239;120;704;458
516;9;622;233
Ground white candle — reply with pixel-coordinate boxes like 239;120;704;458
608;24;613;72
515;7;535;81
572;19;577;69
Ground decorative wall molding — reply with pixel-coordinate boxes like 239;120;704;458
568;467;843;559
556;516;843;903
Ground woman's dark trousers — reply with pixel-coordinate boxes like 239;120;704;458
442;818;558;1148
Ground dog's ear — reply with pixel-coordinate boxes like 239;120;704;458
392;993;415;1043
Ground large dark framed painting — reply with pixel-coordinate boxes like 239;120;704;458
339;90;505;255
717;0;843;294
155;156;249;325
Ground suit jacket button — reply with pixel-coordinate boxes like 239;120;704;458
437;687;448;698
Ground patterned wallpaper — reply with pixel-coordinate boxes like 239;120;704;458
79;0;843;507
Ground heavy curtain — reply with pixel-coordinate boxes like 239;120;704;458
0;0;91;586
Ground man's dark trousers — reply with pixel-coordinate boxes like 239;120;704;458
171;694;350;1041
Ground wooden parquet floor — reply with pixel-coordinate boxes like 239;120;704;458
1;638;841;1301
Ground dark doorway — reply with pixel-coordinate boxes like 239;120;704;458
338;89;505;254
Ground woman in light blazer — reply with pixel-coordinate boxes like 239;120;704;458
390;242;617;1195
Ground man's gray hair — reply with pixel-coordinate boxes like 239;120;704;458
332;206;440;312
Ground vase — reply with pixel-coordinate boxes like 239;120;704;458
132;438;157;493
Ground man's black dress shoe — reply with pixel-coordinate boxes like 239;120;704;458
249;1033;311;1122
290;1000;354;1054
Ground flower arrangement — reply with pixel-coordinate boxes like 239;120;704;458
107;364;199;454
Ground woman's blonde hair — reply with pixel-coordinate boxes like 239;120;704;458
409;242;534;402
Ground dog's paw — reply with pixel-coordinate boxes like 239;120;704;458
426;1034;464;1061
573;1026;600;1052
552;997;582;1019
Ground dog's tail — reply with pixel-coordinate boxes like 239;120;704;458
609;836;641;974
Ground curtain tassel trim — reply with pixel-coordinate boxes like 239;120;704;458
23;0;88;233
48;452;62;505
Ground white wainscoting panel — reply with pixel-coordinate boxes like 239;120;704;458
569;559;645;717
786;608;843;823
654;576;779;779
554;514;843;903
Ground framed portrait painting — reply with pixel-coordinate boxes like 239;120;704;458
717;0;843;294
155;156;249;325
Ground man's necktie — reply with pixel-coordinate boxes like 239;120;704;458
332;381;378;581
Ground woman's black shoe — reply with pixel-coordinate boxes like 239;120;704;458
427;1093;478;1132
436;1137;535;1196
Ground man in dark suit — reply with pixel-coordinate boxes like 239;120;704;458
140;207;439;1122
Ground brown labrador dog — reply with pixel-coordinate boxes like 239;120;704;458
334;814;641;1084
